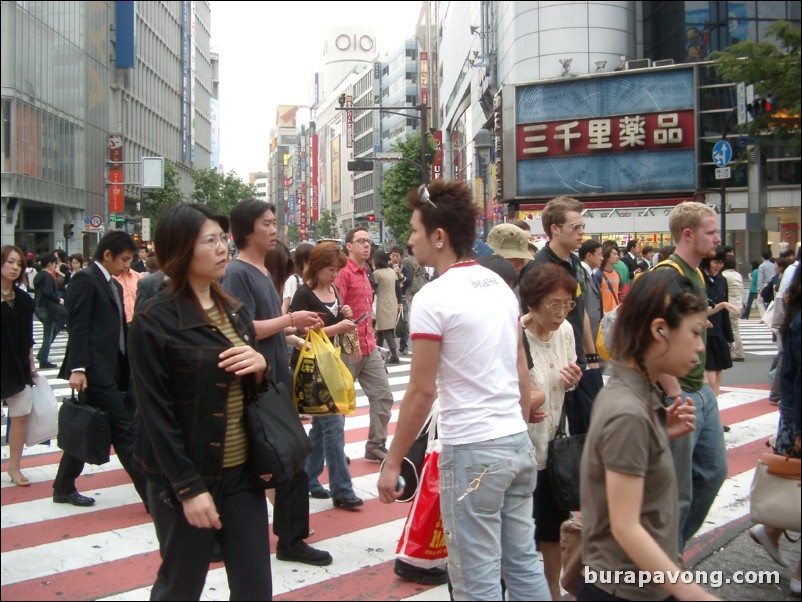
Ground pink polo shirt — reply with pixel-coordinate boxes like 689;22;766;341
113;267;145;323
335;258;375;355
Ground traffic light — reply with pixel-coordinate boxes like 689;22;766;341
367;215;375;222
347;159;373;172
339;93;346;108
746;95;777;118
63;223;74;239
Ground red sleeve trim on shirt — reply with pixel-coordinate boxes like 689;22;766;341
411;333;443;341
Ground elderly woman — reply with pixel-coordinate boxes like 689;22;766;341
519;262;582;600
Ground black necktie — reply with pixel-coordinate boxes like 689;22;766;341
109;279;125;354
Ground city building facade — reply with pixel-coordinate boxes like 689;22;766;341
1;0;215;256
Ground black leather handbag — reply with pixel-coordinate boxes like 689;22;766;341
244;380;311;489
547;401;586;512
57;391;111;465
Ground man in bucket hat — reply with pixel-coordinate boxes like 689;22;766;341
487;223;532;275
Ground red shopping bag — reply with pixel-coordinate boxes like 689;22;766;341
395;447;448;568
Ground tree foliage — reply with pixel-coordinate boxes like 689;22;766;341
285;224;300;246
191;169;257;217
379;132;438;245
712;21;801;154
143;161;183;230
315;209;339;239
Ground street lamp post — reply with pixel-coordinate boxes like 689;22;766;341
474;128;493;238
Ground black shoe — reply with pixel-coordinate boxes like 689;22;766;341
723;425;731;432
388;356;400;364
332;496;364;510
39;361;57;369
53;491;96;507
394;559;448;585
310;488;331;499
276;541;333;566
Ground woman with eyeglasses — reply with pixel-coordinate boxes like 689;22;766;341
128;203;271;600
578;270;717;601
377;180;549;600
519;262;583;600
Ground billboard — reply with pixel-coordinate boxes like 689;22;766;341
505;67;696;200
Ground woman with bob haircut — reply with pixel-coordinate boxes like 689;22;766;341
519;262;583;600
128;203;271;600
579;270;717;601
289;242;361;508
377;179;549;600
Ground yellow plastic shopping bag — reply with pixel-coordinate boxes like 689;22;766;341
293;329;356;415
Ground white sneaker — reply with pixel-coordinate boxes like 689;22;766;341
749;525;788;567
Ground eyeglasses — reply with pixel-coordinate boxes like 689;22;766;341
557;223;586;232
544;300;576;313
351;238;371;245
197;233;231;249
419;184;436;209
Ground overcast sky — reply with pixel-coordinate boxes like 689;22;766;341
211;1;423;179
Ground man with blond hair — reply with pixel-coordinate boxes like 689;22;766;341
656;201;731;550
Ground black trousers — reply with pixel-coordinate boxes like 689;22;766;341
273;469;311;550
148;465;271;601
53;382;148;504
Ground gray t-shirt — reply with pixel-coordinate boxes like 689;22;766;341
580;363;678;602
222;259;291;390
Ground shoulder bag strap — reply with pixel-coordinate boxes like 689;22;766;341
601;273;620;304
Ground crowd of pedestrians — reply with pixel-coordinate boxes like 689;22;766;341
2;183;799;601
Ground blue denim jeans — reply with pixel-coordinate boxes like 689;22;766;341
37;314;64;365
305;414;355;499
439;431;550;601
667;383;728;549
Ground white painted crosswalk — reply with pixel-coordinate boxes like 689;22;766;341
739;318;780;357
0;321;784;601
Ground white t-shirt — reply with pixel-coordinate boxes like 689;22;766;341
410;262;527;445
283;274;302;304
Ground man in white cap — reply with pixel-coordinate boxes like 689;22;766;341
487;223;533;275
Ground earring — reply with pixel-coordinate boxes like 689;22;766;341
436;242;443;249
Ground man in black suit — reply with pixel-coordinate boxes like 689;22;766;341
54;231;148;507
620;239;641;283
130;247;148;273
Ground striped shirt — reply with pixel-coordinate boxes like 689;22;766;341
206;304;248;468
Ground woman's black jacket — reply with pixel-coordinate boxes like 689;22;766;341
128;290;266;503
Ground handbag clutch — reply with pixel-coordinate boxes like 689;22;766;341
547;401;586;512
244;380;311;489
57;391;111;465
750;453;801;532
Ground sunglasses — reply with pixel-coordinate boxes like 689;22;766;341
419;184;436;209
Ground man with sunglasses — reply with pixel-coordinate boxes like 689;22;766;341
525;196;602;434
335;227;395;463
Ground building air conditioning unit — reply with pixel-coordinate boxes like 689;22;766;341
625;59;652;70
653;59;675;67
